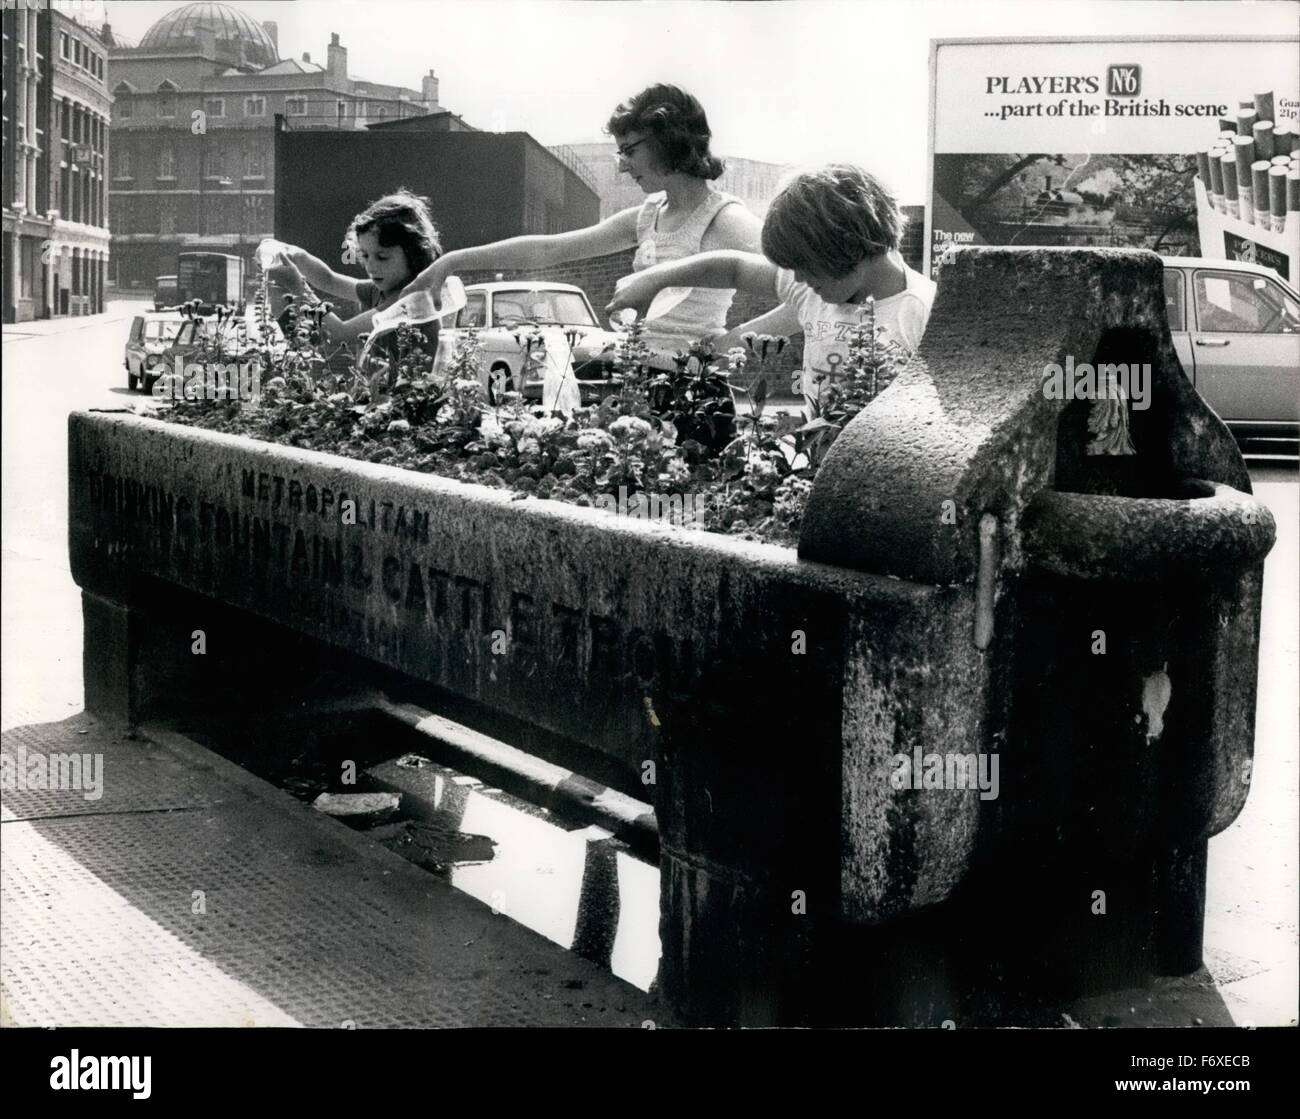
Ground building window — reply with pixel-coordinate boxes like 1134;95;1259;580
374;105;387;119
243;195;265;236
159;198;176;236
114;149;131;179
244;96;265;118
159;148;175;179
337;100;346;126
203;149;224;179
285;96;307;116
118;97;132;120
158;96;175;119
60;33;69;60
203;98;225;119
74;40;82;67
245;150;264;178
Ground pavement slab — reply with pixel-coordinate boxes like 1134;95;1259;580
1;715;666;1028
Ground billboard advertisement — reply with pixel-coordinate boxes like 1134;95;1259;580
926;36;1300;286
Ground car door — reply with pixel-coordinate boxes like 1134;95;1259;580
482;292;522;381
1163;268;1195;383
126;316;145;375
1189;268;1300;428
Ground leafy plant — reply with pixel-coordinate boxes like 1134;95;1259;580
796;297;907;467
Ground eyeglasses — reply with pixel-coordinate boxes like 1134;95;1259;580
616;137;649;160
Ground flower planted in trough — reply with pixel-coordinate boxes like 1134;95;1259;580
71;248;1274;1026
153;285;886;546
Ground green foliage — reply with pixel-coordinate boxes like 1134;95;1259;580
158;301;908;546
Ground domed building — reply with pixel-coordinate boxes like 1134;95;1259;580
106;2;451;287
138;2;279;71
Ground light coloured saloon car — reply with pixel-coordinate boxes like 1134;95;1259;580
437;281;621;404
1162;257;1299;455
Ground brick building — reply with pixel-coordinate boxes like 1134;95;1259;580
273;126;599;282
2;5;111;322
106;1;455;289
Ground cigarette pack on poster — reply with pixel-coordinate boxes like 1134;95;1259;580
1195;177;1300;288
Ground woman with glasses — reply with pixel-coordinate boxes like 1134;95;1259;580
405;84;762;369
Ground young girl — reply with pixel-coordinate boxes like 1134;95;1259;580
406;84;762;370
267;189;442;351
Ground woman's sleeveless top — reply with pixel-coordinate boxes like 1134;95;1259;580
632;186;743;360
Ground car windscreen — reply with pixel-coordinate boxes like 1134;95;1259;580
144;320;182;342
1195;271;1300;333
492;290;596;327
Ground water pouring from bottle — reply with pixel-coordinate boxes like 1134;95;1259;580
357;277;467;369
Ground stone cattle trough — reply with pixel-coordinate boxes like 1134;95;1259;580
69;248;1276;1026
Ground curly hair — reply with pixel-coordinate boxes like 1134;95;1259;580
346;189;442;275
761;164;904;279
606;84;724;180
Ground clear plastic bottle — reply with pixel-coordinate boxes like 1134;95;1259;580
255;238;292;272
645;286;693;322
359;277;466;368
369;277;466;333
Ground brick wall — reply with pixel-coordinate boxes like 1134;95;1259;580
460;201;928;397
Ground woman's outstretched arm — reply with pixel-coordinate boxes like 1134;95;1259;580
404;207;641;306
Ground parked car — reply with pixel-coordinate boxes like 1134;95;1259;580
153;274;179;311
1163;257;1299;455
126;312;284;393
124;312;186;391
436;281;621;404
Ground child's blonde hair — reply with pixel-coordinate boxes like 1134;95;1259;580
761;164;904;279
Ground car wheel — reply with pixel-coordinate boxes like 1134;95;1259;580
487;364;512;405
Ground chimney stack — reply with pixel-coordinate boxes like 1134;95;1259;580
302;51;311;64
327;32;347;78
262;20;278;52
422;69;440;110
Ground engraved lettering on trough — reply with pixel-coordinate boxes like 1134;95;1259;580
76;461;699;735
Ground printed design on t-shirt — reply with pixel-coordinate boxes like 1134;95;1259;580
802;315;879;387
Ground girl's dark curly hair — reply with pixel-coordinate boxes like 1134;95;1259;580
346;189;442;274
606;84;724;180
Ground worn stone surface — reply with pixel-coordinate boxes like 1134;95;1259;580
798;246;1273;1006
67;247;1276;1026
68;409;988;1024
799;247;1253;583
